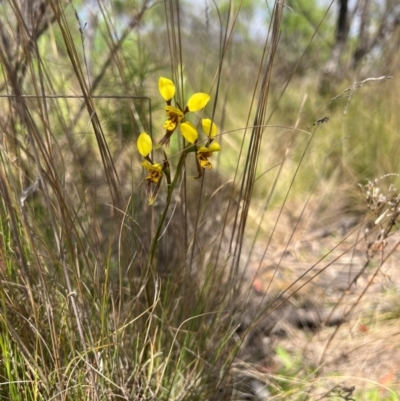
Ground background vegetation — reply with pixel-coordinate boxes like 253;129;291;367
0;0;399;399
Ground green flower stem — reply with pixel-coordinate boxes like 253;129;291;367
146;151;187;300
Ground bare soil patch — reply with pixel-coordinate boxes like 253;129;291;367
238;213;400;398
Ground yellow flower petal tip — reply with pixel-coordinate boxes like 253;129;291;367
180;121;198;144
197;142;221;154
165;105;184;118
159;77;176;102
137;132;153;157
187;93;210;112
202;119;218;138
208;141;221;152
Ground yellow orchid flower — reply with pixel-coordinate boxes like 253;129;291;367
163;106;184;132
137;132;164;205
141;160;163;184
158;77;210;146
197;141;221;169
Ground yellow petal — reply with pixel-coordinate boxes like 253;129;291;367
163;119;177;131
208;141;221;152
159;77;176;102
197;146;209;154
141;160;153;170
202;118;218;137
197;153;212;169
142;160;162;172
137;132;153;157
165;105;184;118
200;159;212;169
180;122;198;144
198;142;220;154
187;93;210;112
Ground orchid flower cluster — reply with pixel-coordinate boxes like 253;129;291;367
137;77;221;205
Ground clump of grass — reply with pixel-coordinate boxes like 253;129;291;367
0;0;285;399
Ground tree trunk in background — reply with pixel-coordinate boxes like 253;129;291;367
336;0;349;44
325;0;349;75
319;0;349;94
353;0;370;69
